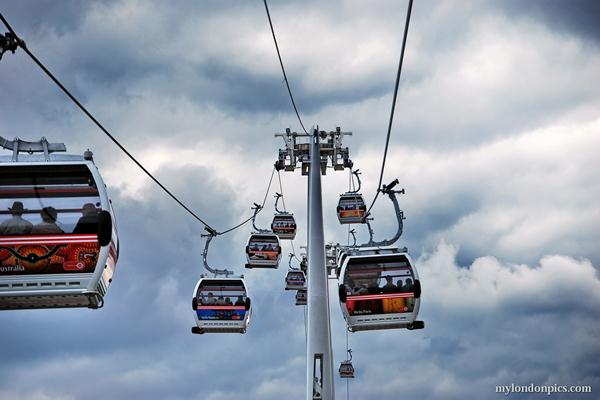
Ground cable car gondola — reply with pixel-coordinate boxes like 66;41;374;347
295;288;307;306
339;349;355;379
271;213;297;240
337;247;424;332
337;193;367;224
271;193;297;240
337;170;367;224
285;269;306;290
245;233;281;269
339;361;355;378
0;137;119;310
191;276;251;334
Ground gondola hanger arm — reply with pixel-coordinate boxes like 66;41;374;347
361;179;405;247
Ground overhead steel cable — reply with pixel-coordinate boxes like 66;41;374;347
217;167;276;235
263;0;308;134
0;13;269;237
366;0;413;216
276;169;300;262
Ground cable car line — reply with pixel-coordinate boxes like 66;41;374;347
275;169;301;261
217;167;276;235
365;0;413;216
263;0;308;134
0;13;220;232
0;13;276;239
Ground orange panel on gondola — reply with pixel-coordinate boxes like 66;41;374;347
0;234;100;275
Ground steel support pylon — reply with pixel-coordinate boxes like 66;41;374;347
306;130;334;400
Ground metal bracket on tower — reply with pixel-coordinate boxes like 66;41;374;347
0;136;66;162
275;127;353;176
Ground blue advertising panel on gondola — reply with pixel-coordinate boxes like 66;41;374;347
196;305;246;320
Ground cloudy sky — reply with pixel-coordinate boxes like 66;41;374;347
1;0;599;399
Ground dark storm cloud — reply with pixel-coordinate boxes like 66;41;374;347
497;0;600;43
1;0;404;127
0;1;100;36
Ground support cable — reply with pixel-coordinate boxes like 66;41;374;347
0;13;271;238
263;0;308;134
0;13;219;231
218;167;276;235
276;169;301;262
365;0;413;215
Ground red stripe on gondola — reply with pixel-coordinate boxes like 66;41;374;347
197;306;246;310
347;292;414;300
0;234;98;245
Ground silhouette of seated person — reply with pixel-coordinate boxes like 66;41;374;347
352;283;369;295
396;279;404;292
224;297;232;306
32;207;64;234
367;279;381;294
381;276;397;293
217;296;225;305
206;292;217;305
234;296;245;306
72;203;100;234
403;278;414;293
0;201;33;235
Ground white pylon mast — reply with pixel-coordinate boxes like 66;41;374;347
275;126;353;400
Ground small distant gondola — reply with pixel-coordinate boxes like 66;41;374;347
191;276;251;334
336;193;367;224
339;349;355;379
337;246;423;332
285;269;306;290
271;213;297;240
245;232;281;269
0;137;119;310
295;288;307;306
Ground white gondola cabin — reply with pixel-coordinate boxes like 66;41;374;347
245;233;281;268
0;148;119;310
191;277;251;334
295;288;307;306
337;247;424;332
336;193;367;224
339;360;355;378
285;270;306;290
271;213;297;240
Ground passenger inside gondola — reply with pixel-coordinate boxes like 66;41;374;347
72;203;99;234
31;207;64;234
344;260;416;315
0;201;33;235
248;239;279;260
382;276;396;293
196;281;248;321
